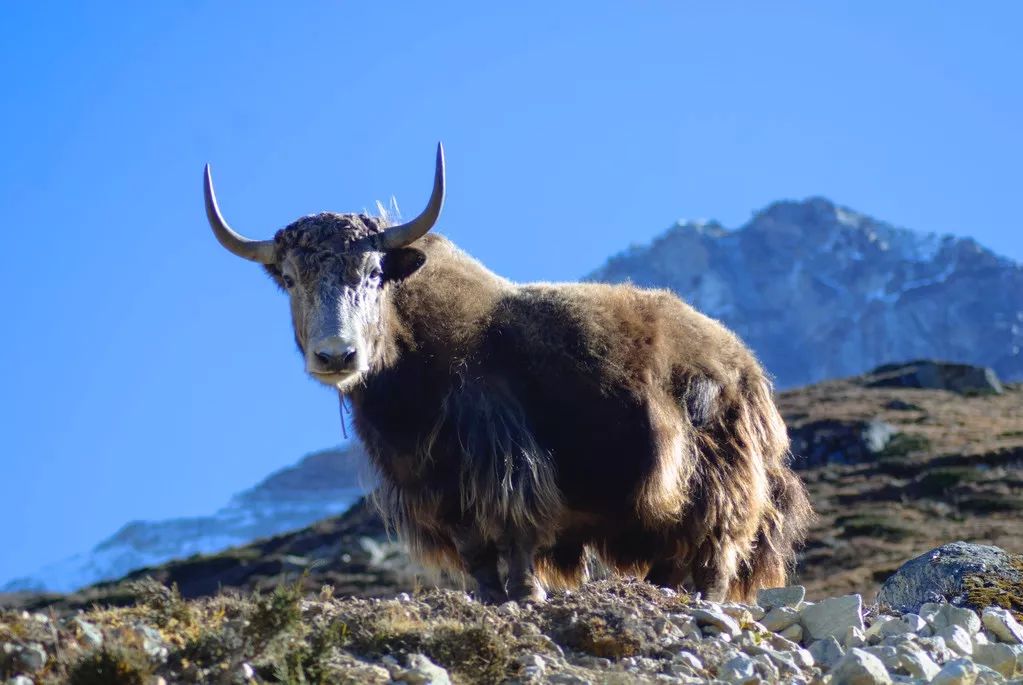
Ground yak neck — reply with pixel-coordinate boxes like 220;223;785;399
386;233;511;360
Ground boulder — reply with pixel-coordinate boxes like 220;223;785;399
788;419;896;468
865;361;1003;395
877;542;1023;617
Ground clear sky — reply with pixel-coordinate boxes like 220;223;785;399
1;3;1020;583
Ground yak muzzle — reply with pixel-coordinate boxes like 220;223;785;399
307;338;365;377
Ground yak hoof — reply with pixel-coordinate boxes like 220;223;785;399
508;582;547;604
473;585;509;605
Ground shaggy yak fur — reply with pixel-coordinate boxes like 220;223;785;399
263;213;813;603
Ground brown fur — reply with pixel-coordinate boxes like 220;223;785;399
261;215;813;602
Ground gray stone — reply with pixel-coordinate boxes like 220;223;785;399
974;642;1018;678
780;623;804;643
800;594;864;641
984;608;1023;645
15;644;45;672
931;658;981;685
828;647;892;685
758;585;806;610
717;654;757;683
690;607;741;637
762;607;801;632
845;626;867;648
878;543;1023;615
809;637;845;668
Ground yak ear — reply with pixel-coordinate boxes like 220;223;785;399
382;247;426;282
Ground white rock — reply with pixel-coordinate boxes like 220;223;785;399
758;586;806;611
984;608;1023;645
931;605;983;635
691;608;741;637
240;662;255;679
717;654;757;683
902;613;930;635
828;647;892;685
973;642;1018;678
809;637;845;668
801;594;864;641
866;615;900;642
8;677;35;685
845;626;867;648
931;657;981;685
73;617;104;649
862;645;900;670
897;646;941;681
937;625;975;656
675;651;702;671
401;654;452;685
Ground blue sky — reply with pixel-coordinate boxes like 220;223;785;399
1;3;1020;583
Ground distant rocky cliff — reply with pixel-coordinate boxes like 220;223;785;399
589;198;1023;387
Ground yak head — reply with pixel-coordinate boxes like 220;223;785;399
203;144;444;391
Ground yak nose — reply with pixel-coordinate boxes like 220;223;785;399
311;342;360;374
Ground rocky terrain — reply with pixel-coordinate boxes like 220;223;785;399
4;547;1023;684
589;198;1023;387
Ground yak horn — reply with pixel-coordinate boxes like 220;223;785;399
376;143;445;250
203;164;276;264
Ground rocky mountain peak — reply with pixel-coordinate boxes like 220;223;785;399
591;198;1023;387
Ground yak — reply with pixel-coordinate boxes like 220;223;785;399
203;144;812;603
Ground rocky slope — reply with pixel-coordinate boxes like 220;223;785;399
1;447;369;593
6;360;1020;616
5;555;1023;684
589;198;1023;387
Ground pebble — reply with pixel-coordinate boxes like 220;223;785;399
829;647;892;685
7;677;34;685
983;608;1023;645
801;594;865;641
757;585;806;611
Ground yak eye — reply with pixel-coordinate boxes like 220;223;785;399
369;268;383;280
282;274;295;289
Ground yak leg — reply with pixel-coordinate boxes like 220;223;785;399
456;532;507;604
501;530;547;603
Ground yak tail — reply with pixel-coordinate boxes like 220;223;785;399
733;466;813;600
731;377;814;601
